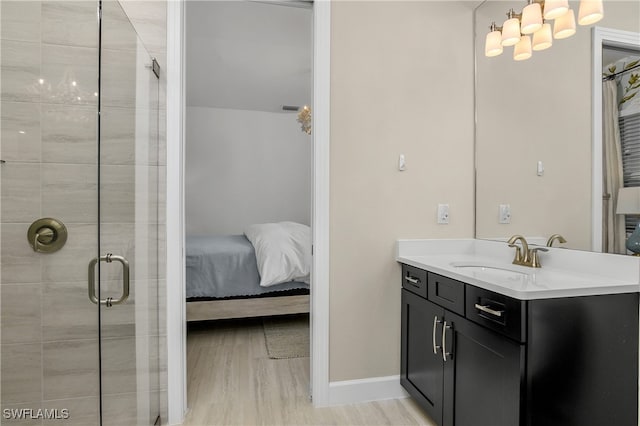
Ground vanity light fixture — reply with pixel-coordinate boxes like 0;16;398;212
485;22;504;57
532;22;553;51
578;0;604;25
521;1;543;34
553;8;576;39
542;0;569;19
501;9;522;46
514;35;533;61
484;0;603;61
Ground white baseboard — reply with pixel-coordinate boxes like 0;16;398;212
327;375;409;406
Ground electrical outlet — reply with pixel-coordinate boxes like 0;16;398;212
499;204;511;224
438;204;450;224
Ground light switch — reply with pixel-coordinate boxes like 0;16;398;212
398;154;406;171
499;204;511;224
537;161;544;176
438;204;450;224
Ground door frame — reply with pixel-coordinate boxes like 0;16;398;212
165;1;331;423
591;26;640;252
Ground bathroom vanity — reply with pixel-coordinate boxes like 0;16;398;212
397;239;640;426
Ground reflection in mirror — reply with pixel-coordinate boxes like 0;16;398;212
474;0;640;253
601;42;640;254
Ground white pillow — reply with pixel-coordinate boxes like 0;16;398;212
244;221;311;287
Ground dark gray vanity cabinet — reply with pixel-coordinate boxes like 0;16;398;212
401;290;522;426
445;307;523;426
400;264;639;426
401;289;446;425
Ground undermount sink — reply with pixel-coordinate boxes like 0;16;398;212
449;261;531;277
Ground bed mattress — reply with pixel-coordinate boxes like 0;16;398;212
186;235;309;299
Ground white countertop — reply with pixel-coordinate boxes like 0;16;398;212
397;239;640;300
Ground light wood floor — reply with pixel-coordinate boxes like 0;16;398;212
184;317;436;426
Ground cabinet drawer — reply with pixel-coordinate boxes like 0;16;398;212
401;264;427;298
427;272;465;316
465;286;527;343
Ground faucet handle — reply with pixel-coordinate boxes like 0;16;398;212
529;247;549;268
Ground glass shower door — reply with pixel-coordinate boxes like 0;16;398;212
97;2;160;425
0;2;160;423
1;1;103;424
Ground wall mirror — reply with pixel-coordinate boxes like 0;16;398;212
474;0;640;253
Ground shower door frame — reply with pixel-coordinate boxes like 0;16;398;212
96;1;162;424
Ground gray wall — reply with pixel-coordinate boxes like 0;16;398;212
185;106;311;236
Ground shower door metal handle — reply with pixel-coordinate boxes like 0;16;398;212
88;253;130;307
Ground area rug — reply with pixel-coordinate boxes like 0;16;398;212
262;314;310;359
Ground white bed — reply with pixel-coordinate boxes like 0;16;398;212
186;222;311;321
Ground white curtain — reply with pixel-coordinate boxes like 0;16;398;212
602;79;626;254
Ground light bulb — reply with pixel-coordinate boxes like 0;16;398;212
514;35;532;61
501;17;521;46
521;2;543;34
543;0;569;20
485;30;503;57
553;9;576;39
578;0;604;25
532;23;553;51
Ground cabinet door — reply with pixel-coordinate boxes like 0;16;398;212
401;290;445;425
443;311;524;426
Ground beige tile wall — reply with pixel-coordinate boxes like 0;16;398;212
1;1;102;422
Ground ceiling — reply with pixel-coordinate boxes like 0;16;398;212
185;1;312;113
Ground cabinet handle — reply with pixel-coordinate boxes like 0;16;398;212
442;321;453;362
405;275;420;286
474;303;504;318
432;316;442;354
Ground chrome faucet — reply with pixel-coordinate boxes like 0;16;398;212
546;234;567;247
507;235;548;268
